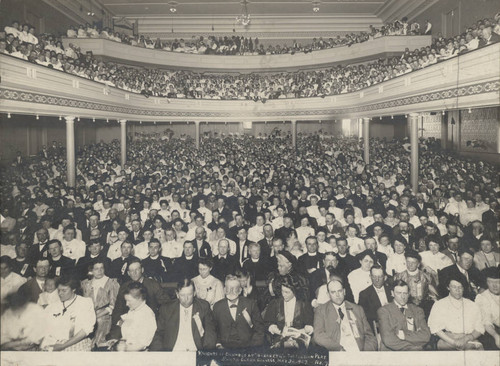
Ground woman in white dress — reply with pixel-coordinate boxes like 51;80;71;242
192;257;224;308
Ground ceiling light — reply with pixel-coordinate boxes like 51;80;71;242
313;6;320;12
468;108;472;113
170;7;176;13
106;118;109;123
59;116;62;120
236;0;251;26
92;117;95;122
36;114;39;120
7;113;11;118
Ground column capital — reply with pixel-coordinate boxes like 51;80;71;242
65;116;75;123
362;117;370;122
119;119;127;124
194;120;201;125
291;119;297;123
408;112;421;118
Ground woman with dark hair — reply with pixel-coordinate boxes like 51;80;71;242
40;276;96;351
192;257;224;308
81;260;120;348
263;274;314;349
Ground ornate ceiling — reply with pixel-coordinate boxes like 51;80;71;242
93;0;438;35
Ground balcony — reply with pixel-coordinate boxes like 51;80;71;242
61;35;431;72
0;43;499;122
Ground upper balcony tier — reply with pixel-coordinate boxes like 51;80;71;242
62;35;431;72
1;43;498;122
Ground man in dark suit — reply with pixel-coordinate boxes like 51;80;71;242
313;278;377;351
142;239;172;283
187;226;212;259
17;258;49;303
479;24;500;47
411;194;430;217
274;215;297;243
377;280;431;351
110;259;170;340
298;236;324;275
441;236;460;264
336;238;359;272
309;251;349;300
438;248;486;300
393;221;416;250
482;201;498;239
150;279;216;351
170;241;199;282
212;239;240;282
242;242;272;283
75;239;111;280
227;214;248;242
358;265;393;331
235;227;253;265
319;213;345;237
27;227;50;266
362;237;387;271
127;219;144;245
109;241;139;284
212;275;265;349
257;224;274;258
47;239;75;277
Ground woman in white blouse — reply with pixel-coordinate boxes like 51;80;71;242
192;257;224;308
296;216;315;246
386;240;407;276
41;277;96;351
420;235;453;283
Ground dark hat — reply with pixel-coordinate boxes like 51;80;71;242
458;247;475;257
482;266;499;279
277;250;297;268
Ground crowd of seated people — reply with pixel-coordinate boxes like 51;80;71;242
1;14;499;100
66;18;425;56
0;132;498;352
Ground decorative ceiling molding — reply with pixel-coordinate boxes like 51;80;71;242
1;80;497;119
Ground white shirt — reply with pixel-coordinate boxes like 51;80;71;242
377;244;394;258
60;238;86;261
121;301;157;351
428;295;484;335
1;272;27;303
1;302;47;345
420;250;453;272
41;295;96;349
162;240;183;259
386;252;407;276
134;240;150;260
333;302;360;352
347;237;365;256
284;297;297;327
475;290;500;328
173;304;197;351
247;225;265;243
107;241;123;261
373;286;389;306
348;268;372;303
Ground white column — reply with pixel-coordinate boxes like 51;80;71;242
409;113;420;194
65;116;76;187
363;117;370;163
358;118;363;138
194;120;201;149
291;120;297;149
119;119;127;167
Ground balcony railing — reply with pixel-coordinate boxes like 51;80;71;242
61;36;431;72
1;43;498;122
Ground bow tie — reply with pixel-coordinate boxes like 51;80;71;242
230;304;238;309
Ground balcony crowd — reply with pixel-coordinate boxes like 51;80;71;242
1;14;499;100
64;18;426;56
0;132;499;352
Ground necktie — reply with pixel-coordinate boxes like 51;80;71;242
338;308;344;320
230;304;237;309
400;307;405;314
